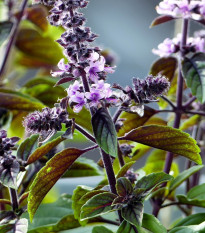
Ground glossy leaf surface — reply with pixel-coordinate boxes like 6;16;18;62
121;125;201;164
182;52;205;103
28;148;86;221
92;108;117;157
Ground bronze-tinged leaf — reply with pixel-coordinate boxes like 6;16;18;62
0;89;45;111
120;125;201;164
15;28;63;67
117;106;156;137
28;148;86;221
26;6;49;31
26;136;65;165
150;15;175;27
150;57;178;82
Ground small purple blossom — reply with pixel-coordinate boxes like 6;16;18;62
69;92;86;113
67;80;81;96
85;89;104;107
156;0;203;19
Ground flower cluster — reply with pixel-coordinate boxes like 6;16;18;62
114;75;170;107
23;106;70;135
153;33;205;57
156;0;205;19
65;79;119;112
0;130;19;157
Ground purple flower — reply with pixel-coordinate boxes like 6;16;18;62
52;59;71;77
85;52;115;82
156;0;200;19
152;38;178;57
92;80;112;98
69;92;86;113
67;80;81;96
85;89;104;107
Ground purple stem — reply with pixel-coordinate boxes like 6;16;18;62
75;124;96;143
0;0;29;77
183;96;196;108
9;188;18;211
153;18;189;218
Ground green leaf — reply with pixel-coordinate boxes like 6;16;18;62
174;213;205;227
22;77;66;108
120;125;201;164
117;221;137;233
135;172;173;198
121;202;144;227
143;149;179;178
117;106;156;137
169;165;204;192
116;161;135;179
69;106;93;134
169;221;205;233
182;52;205;103
92;226;114;233
0;21;13;46
0;89;45;111
180;115;201;131
116;177;133;197
177;184;205;207
28;148;86;221
92;108;117;157
23;194;80;232
80;192;117;220
17;134;39;161
15;28;63;67
63;157;102;177
0;160;20;189
26;136;65;165
72;185;93;224
0;211;16;225
142;213;167;233
58;223;118;233
0;223;13;233
150;15;174;27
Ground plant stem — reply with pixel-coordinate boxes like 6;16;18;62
9;188;18;211
153;18;189;218
113;107;122;123
75;124;96;143
184;110;205;117
164;18;189;175
161;96;176;109
183;96;196;108
0;0;29;77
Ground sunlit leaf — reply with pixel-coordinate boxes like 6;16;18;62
117;221;137;233
174;213;205;227
92;108;117;157
180;115;201;131
26;5;48;31
169;165;204;192
15;28;63;67
80;192;117;220
26;136;65;165
28;148;87;221
182;52;205;103
116;161;135;179
169;221;205;233
142;213;167;233
0;89;45;111
118;106;156;137
120;125;201;164
14;219;28;233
